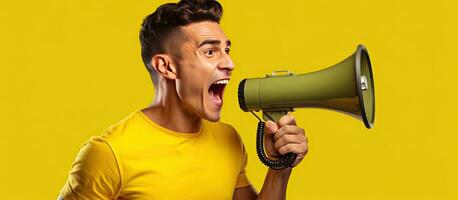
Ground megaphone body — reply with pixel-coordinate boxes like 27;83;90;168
237;45;375;169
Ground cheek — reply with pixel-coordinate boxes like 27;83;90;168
176;63;215;100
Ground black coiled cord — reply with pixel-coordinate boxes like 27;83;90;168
256;121;297;170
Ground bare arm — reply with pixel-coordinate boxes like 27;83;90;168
233;185;257;200
233;168;291;200
257;168;292;200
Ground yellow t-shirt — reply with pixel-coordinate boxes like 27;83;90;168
59;110;250;200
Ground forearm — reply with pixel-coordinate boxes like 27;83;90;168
257;168;292;200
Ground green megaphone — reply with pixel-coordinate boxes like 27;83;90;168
237;44;375;170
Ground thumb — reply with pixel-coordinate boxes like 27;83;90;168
264;120;278;135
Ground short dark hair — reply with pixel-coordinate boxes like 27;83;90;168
139;0;223;84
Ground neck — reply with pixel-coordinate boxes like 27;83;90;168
142;80;202;133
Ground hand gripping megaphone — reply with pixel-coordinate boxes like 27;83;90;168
237;45;375;170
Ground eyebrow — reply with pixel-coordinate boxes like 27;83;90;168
198;39;231;48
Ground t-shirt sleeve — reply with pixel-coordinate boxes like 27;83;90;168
227;124;251;189
59;137;121;200
235;142;251;188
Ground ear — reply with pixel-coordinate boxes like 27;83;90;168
150;54;177;80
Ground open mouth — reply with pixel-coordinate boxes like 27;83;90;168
208;78;229;106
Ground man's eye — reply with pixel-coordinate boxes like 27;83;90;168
225;48;230;54
205;49;215;56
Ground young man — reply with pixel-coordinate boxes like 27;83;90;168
59;0;308;199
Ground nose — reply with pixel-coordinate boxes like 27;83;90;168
217;52;235;73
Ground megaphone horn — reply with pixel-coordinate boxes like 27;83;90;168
237;44;375;169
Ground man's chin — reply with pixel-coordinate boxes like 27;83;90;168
203;111;221;122
201;101;222;122
205;115;220;122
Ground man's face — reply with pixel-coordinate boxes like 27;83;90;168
170;21;234;122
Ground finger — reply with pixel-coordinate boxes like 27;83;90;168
273;128;285;141
292;153;306;167
274;134;307;150
278;114;296;127
264;120;278;135
278;142;308;155
274;125;305;140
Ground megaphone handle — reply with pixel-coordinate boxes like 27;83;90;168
256;111;297;170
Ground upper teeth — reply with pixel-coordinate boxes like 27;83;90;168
214;79;229;84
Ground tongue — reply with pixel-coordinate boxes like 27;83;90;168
209;89;222;102
208;84;223;105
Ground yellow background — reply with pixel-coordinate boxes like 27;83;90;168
1;0;457;199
